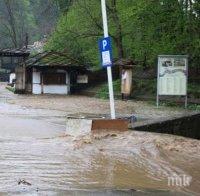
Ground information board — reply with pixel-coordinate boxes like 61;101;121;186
157;55;188;107
77;75;88;84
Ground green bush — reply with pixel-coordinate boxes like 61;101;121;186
96;79;121;99
6;86;15;93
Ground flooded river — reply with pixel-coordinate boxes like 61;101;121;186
1;128;199;195
0;84;199;195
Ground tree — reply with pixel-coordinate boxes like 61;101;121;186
0;0;35;47
0;0;59;48
29;0;59;39
46;0;200;70
46;0;134;67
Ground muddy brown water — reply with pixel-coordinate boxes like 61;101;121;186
0;85;199;195
0;128;191;195
0;112;199;195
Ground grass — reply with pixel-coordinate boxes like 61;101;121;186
95;79;121;99
95;78;157;99
188;82;200;99
6;86;15;93
95;78;200;110
150;100;200;111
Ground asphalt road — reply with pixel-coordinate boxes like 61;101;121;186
0;83;66;139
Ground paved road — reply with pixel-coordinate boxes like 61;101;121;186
0;83;66;139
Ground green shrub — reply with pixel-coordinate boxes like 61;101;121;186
6;86;15;93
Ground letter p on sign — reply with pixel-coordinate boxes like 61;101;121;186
102;40;107;50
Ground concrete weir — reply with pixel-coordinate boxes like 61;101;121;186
132;113;200;140
66;113;129;137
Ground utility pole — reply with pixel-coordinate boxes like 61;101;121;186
101;0;116;119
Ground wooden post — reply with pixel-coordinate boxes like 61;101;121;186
41;72;44;94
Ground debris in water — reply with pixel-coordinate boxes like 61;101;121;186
73;137;93;150
83;139;92;144
18;179;32;186
110;133;117;137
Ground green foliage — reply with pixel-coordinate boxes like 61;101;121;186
96;78;200;102
133;79;157;95
6;86;15;93
95;79;121;99
158;101;200;111
46;0;200;70
54;0;73;12
187;104;200;111
0;0;35;47
1;0;199;72
0;0;59;48
46;0;103;67
188;83;200;99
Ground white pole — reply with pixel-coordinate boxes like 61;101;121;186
156;59;160;108
101;0;116;119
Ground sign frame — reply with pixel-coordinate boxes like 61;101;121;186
156;55;188;108
98;36;113;67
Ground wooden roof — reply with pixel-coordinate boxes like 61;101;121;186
26;51;86;68
113;58;136;66
0;48;30;57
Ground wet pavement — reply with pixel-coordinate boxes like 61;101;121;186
0;83;199;195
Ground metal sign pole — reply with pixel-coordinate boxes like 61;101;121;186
101;0;116;119
185;57;188;109
156;58;160;108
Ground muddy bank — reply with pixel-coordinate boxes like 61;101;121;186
0;82;196;121
9;95;193;119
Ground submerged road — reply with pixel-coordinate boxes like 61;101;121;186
0;102;66;139
0;83;66;138
0;83;199;195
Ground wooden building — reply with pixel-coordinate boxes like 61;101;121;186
22;51;89;95
0;48;30;82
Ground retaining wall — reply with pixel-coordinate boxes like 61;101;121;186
132;113;200;139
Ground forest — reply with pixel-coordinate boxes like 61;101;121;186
0;0;200;70
0;0;59;48
47;0;200;71
0;0;199;70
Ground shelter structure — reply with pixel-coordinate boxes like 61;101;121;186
0;48;30;82
22;51;89;95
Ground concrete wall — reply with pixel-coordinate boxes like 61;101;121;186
43;85;69;94
132;113;200;140
32;69;70;95
32;84;42;94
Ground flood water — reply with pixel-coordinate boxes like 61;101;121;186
0;85;199;195
0;128;191;195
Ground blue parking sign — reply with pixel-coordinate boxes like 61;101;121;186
98;37;113;67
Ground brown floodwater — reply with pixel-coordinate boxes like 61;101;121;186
0;118;199;195
0;84;199;195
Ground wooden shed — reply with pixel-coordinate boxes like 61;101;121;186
23;51;89;95
0;48;30;83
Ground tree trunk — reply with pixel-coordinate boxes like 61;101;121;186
4;0;18;47
110;0;124;59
